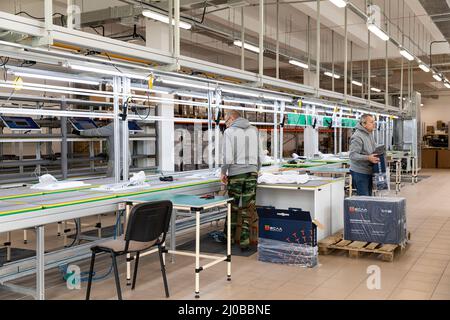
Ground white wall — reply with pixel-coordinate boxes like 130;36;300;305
421;95;450;127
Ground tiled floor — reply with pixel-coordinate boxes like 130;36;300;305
1;169;450;300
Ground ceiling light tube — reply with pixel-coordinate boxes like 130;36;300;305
329;0;347;8
351;80;362;87
324;71;341;79
11;71;100;85
418;63;430;73
289;59;309;69
399;48;414;61
70;64;148;80
433;73;442;82
233;40;260;53
445;82;450;89
160;78;213;91
142;10;192;30
367;23;389;41
371;87;381;92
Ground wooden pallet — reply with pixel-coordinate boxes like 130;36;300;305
318;231;411;262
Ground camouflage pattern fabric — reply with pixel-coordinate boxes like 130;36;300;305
226;172;258;248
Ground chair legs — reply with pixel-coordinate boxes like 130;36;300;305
85;251;96;300
131;252;140;290
158;246;170;298
111;252;122;300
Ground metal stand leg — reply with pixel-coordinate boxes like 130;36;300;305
125;204;131;286
97;215;102;238
195;209;200;298
36;225;45;300
6;232;11;262
170;209;176;263
63;221;67;247
227;202;231;281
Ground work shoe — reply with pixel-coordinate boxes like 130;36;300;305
209;231;227;244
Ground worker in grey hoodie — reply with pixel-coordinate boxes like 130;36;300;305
349;114;380;196
221;110;264;250
74;122;131;178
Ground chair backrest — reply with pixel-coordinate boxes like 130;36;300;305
124;200;172;250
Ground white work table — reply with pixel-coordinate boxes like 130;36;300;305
256;178;345;241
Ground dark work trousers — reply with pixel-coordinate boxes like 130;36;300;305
351;170;373;196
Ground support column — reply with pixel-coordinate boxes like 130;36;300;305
61;98;68;179
315;0;321;96
158;94;175;172
258;0;264;79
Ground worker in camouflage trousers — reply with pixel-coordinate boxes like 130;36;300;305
221;110;264;250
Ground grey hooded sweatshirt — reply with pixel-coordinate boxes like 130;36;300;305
349;123;376;175
221;117;264;177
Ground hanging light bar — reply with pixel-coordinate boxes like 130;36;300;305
233;40;260;53
329;0;347;8
418;62;430;73
433;73;443;82
289;59;309;69
142;10;192;30
351;80;363;87
399;48;414;61
324;71;341;79
70;63;148;80
371;87;381;93
10;70;100;85
367;23;389;41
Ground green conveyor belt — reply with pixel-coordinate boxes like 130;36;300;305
0;179;219;217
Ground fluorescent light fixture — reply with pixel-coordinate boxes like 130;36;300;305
420;103;424;107
371;87;381;93
12;71;100;85
70;64;148;80
142;10;192;30
329;0;347;8
289;59;309;69
399;48;414;61
418;62;430;73
324;71;340;79
160;78;212;91
233;40;260;53
433;73;442;82
351;80;362;87
445;82;450;89
367;23;389;41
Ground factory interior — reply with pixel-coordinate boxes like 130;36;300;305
0;0;449;304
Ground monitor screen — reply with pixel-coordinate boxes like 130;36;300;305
70;118;98;131
1;116;41;130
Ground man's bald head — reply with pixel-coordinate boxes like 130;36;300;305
224;110;241;128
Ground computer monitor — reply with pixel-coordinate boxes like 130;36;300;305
1;116;41;131
128;121;143;132
69;118;98;131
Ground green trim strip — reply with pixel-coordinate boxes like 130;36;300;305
0;185;100;201
0;179;219;217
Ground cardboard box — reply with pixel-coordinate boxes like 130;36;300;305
344;196;407;245
437;120;444;130
437;149;450;168
422;148;437;168
257;206;318;267
426;126;435;134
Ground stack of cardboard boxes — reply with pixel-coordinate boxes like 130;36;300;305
422;120;450;168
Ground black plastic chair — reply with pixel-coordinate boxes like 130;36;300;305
85;200;173;300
